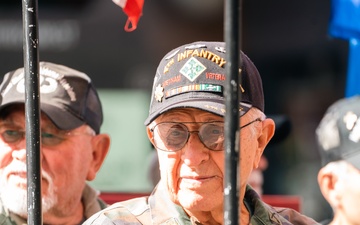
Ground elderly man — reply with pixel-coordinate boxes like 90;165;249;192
0;62;110;224
84;41;318;224
316;95;360;225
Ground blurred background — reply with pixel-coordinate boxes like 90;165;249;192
0;0;349;222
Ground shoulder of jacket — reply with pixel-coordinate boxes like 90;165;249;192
272;207;320;225
84;197;150;224
113;196;150;216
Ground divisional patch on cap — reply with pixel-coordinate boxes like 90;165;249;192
144;41;264;125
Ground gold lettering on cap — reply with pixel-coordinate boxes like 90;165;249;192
205;51;215;60
178;51;187;61
177;49;226;68
199;49;208;59
212;55;221;66
186;50;193;58
164;58;175;74
191;49;200;57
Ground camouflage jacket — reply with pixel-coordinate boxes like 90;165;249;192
0;184;107;225
83;182;319;225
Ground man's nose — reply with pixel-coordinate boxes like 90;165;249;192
11;140;27;161
181;133;210;167
12;148;27;161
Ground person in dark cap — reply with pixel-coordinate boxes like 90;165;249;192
0;62;111;224
316;95;360;225
84;41;318;225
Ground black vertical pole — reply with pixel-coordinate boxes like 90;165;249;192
22;0;42;224
224;0;240;224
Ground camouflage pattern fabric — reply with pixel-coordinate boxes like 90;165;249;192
244;186;319;225
84;181;320;225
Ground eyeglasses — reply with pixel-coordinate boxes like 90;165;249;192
150;118;262;152
0;123;94;147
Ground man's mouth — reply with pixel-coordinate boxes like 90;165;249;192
8;172;27;188
182;175;216;181
180;175;220;187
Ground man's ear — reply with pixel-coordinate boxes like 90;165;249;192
254;118;275;168
318;167;340;207
86;133;111;181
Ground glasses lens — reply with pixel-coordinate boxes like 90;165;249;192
154;123;188;151
41;132;65;146
0;128;24;144
0;123;91;147
199;122;224;151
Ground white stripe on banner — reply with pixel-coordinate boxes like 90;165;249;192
112;0;127;8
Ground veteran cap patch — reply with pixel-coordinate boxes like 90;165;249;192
144;41;264;125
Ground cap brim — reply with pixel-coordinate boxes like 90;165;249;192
0;101;84;131
345;151;360;170
144;98;252;125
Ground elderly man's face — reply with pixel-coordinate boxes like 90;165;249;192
148;108;266;214
0;105;102;221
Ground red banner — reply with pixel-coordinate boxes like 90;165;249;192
112;0;144;32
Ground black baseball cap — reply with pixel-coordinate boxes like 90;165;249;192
0;62;103;134
144;41;264;125
316;95;360;169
